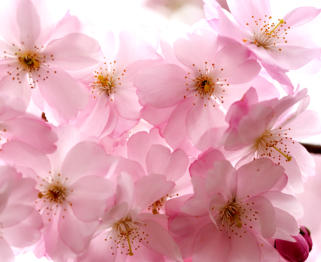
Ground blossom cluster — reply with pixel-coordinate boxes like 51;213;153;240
0;0;320;261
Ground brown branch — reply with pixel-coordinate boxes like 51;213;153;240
301;143;321;154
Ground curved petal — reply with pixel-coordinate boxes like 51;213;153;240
228;231;260;262
236;158;285;198
143;219;182;261
270;45;321;70
61;141;112;183
6;116;57;153
1;205;33;227
284;7;321;27
173;32;218;68
0;141;51;175
3;210;42;247
58;208;97;254
251;196;276;238
45;33;101;70
69;176;115;222
114;84;141;120
165;149;189;181
0;238;14;262
16;0;40;48
38;68;88;120
146;144;171;175
193;224;229;262
227;0;271;25
135;63;186;108
273;208;299;241
134;174;175;210
186;99;225;145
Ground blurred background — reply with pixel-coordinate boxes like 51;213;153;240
0;0;318;261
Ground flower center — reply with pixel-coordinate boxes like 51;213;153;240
107;216;148;256
18;52;41;71
243;15;290;51
92;60;126;99
36;173;72;221
184;61;228;107
219;198;243;228
254;128;293;163
38;181;68;204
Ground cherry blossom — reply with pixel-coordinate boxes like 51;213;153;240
0;166;42;262
168;149;300;262
78;173;182;262
0;0;101;119
224;87;321;191
135;29;260;148
206;0;321;71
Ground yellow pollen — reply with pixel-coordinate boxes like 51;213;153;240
268;19;284;35
220;199;243;228
18;52;41;71
39;181;68;204
95;74;115;96
272;145;292;162
195;75;215;97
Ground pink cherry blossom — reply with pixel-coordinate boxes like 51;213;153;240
224;87;321;192
78;172;182;262
0;166;42;262
76;31;159;138
0;102;57;153
168;148;300;262
0;0;101;120
207;0;321;71
135;29;260;148
0;139;115;259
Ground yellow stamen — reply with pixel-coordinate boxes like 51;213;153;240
268;19;284;35
126;235;134;256
272;145;292;162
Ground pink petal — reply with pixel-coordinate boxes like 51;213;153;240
58;208;97;254
227;0;271;25
38;68;88;120
146;144;171;175
0;239;14;262
193;224;229;262
284;7;321;27
134;174;175;210
162;99;191;149
0;204;33;227
173;32;218;68
284;110;321;139
186;100;225;145
114;84;141;120
3;210;42;247
16;0;40;48
61;141;112;183
45;33;101;70
69;176;115;222
6;116;57;153
143;219;182;261
273;208;299;241
0;74;31;111
127;131;153;166
251;196;276;238
141;105;174;127
270;45;321;70
189;148;225;179
229;231;261;262
215;38;260;84
0;141;51;175
135;63;186;108
236;158;285;198
287;142;315;177
165;149;189;181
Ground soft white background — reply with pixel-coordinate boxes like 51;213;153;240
0;0;318;261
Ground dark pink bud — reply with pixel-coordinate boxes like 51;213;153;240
274;234;310;262
300;226;312;251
